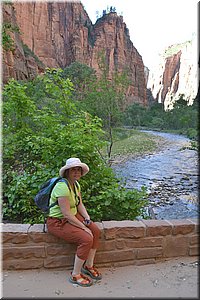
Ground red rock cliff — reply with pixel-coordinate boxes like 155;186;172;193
2;3;45;83
2;1;147;107
148;37;197;110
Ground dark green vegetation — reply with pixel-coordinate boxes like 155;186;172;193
3;59;198;224
2;22;20;52
123;97;198;148
3;68;148;224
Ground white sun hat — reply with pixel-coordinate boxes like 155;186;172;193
59;158;89;177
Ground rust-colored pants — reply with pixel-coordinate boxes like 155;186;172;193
46;213;101;261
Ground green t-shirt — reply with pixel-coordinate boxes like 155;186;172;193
48;181;80;218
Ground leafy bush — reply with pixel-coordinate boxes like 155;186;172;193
3;68;149;224
186;128;198;140
84;185;149;221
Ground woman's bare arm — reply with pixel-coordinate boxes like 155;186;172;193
58;197;92;235
77;193;90;220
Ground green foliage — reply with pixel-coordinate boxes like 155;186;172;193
83;21;96;47
62;62;97;101
22;42;45;68
163;40;191;58
62;53;131;159
84;184;149;221
123;103;148;127
123;95;198;141
2;22;20;51
3;68;148;224
81;51;130;157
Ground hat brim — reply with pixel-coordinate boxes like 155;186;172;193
59;162;89;177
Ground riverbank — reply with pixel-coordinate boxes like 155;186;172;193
112;130;198;220
110;130;176;165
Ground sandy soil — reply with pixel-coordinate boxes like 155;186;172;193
2;257;199;299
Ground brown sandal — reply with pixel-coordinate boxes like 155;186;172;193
81;265;102;280
69;273;93;287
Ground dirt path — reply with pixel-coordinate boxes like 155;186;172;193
2;257;198;298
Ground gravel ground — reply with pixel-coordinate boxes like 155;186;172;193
2;257;199;299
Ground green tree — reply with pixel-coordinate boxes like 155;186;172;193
62;62;97;101
82;51;130;158
3;69;105;223
123;103;148;127
3;68;148;223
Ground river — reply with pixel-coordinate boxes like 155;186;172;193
112;130;199;220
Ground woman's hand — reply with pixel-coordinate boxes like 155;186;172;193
83;218;91;226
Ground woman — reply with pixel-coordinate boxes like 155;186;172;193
47;157;102;287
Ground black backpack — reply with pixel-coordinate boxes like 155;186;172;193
34;177;68;213
34;176;79;232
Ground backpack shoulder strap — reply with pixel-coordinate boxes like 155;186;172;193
74;180;80;191
48;177;69;208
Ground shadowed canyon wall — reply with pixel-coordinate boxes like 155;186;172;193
3;1;147;107
2;3;45;82
3;2;197;109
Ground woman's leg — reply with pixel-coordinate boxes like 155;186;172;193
85;248;97;267
75;213;102;279
47;217;94;286
72;254;85;276
75;212;101;249
46;217;93;261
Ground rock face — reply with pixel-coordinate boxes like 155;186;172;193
2;1;147;107
2;4;45;84
148;37;197;110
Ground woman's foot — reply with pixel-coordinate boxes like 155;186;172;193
81;264;102;280
69;273;93;287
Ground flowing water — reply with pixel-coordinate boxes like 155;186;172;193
112;130;199;220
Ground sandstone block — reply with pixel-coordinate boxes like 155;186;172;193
187;219;199;233
135;258;156;266
163;236;189;257
45;244;76;256
27;224;44;232
98;240;116;251
189;245;199;256
142;220;172;236
167;219;195;235
95;249;136;264
3;246;45;259
3;259;44;270
125;237;163;248
102;220;146;239
2;224;30;232
10;233;29;244
44;255;74;269
189;235;199;245
3;233;17;243
115;239;126;249
137;247;163;259
28;232;58;243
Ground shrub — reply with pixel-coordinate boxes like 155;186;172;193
3;69;149;223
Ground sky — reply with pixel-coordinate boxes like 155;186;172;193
80;0;198;70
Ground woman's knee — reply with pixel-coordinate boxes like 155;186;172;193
86;234;94;246
91;223;101;238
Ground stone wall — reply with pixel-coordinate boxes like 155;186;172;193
2;218;199;270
